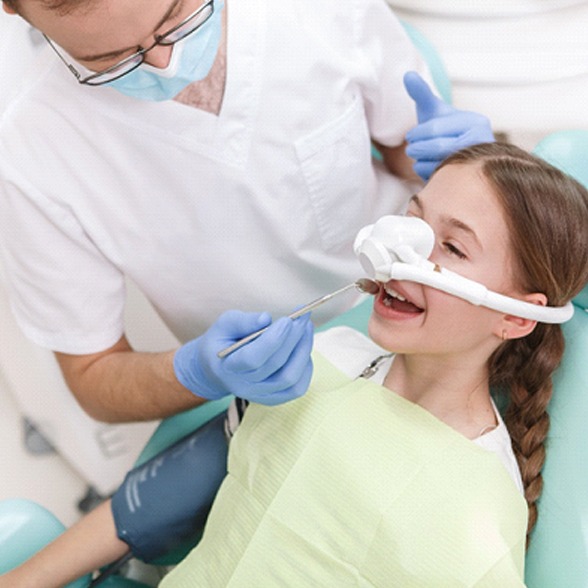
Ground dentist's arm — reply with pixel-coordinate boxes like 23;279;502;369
55;337;198;423
55;311;314;423
374;140;421;183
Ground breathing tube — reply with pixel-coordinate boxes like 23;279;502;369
354;215;573;324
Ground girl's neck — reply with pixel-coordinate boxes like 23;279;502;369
383;354;497;439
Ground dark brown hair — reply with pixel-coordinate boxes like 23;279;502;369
4;0;90;16
438;142;588;547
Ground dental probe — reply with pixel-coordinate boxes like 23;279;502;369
217;278;379;358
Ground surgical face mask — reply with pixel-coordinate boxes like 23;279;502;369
354;215;573;324
107;1;224;101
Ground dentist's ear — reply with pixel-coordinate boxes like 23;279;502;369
2;2;17;15
497;293;548;341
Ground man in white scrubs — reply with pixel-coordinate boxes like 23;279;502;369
0;0;493;422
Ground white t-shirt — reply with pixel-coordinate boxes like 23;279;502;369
0;0;429;354
314;326;525;493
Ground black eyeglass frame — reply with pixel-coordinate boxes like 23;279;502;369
43;0;215;86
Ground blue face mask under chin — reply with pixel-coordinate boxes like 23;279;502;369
107;2;224;102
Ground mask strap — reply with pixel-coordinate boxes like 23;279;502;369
389;262;574;324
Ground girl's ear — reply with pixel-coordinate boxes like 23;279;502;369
495;293;548;341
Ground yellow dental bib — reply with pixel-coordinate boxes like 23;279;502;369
162;352;527;587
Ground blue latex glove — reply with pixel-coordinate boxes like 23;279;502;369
404;71;495;181
174;310;314;406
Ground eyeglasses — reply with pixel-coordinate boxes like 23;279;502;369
43;0;214;86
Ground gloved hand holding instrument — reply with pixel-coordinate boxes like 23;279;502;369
174;310;315;406
174;280;379;406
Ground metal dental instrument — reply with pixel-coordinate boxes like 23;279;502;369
217;278;379;358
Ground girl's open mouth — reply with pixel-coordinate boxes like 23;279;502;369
381;283;424;314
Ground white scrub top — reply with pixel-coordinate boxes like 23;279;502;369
0;0;429;354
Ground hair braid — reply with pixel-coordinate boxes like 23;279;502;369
491;323;565;546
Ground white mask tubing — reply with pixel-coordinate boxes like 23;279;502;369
388;262;574;324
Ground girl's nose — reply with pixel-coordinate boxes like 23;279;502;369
143;43;174;69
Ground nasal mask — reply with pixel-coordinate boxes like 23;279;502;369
354;215;573;324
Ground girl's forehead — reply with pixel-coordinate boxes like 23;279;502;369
418;165;510;243
418;163;496;211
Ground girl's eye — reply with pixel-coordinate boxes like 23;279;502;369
443;241;467;259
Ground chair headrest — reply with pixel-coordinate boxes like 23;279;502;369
573;283;588;310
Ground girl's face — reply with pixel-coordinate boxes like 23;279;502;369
369;162;522;359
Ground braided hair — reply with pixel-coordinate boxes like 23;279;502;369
438;142;588;547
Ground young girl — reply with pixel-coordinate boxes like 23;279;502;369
2;142;587;587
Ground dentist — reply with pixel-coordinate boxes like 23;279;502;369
0;0;493;422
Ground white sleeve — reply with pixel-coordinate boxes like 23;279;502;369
474;404;525;495
0;169;126;354
352;0;434;147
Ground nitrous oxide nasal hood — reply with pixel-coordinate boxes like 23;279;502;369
354;216;435;282
354;215;574;324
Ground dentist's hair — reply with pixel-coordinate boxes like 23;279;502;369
437;142;588;547
3;0;87;16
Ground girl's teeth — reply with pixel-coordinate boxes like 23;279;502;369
384;286;407;302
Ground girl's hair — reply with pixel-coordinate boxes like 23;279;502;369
438;142;588;547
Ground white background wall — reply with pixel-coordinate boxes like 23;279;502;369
388;0;588;149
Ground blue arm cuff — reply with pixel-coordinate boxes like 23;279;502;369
111;412;228;562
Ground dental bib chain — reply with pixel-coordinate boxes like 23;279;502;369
358;354;393;380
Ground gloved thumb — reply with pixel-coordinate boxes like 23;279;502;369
403;71;452;124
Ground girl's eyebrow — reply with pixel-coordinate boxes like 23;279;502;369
73;0;184;63
441;216;482;249
409;194;423;212
409;194;482;249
